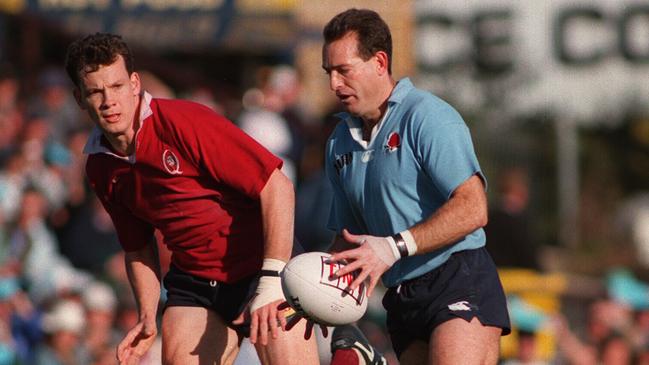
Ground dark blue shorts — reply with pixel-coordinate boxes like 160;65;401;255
163;241;305;337
382;247;511;358
163;265;258;336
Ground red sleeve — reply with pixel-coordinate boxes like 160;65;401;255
155;100;282;198
86;156;155;252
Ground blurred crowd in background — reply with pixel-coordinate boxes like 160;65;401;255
1;4;649;364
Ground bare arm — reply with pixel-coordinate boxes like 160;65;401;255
117;239;161;364
409;174;487;254
247;168;295;345
331;174;487;296
259;168;295;262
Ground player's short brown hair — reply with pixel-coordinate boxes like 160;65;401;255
323;8;393;74
65;33;134;87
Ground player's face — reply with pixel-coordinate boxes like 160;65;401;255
323;33;383;119
74;55;141;144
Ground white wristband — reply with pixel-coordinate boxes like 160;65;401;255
399;229;418;256
250;258;286;313
391;230;417;258
261;258;286;275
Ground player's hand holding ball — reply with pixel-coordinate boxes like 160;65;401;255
236;258;287;345
331;228;416;297
279;251;368;339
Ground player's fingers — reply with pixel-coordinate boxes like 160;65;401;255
366;274;381;298
285;313;303;331
304;320;315;340
258;309;269;345
329;249;356;264
347;272;369;292
124;354;140;365
116;347;127;363
117;323;143;358
278;303;295;331
341;228;363;245
320;325;329;338
268;306;280;339
277;301;291;311
347;269;369;292
249;312;259;344
277;310;287;331
117;344;134;364
333;258;363;278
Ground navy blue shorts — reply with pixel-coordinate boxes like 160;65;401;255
382;247;511;358
163;241;305;337
163;265;258;336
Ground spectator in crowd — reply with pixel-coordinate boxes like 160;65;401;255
238;65;307;185
485;167;540;270
35;298;89;365
56;195;121;276
81;280;118;363
599;332;633;365
0;64;24;167
7;188;91;305
294;111;340;252
27;68;86;145
0;275;41;364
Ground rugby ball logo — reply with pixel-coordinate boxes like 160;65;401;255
320;258;366;305
162;149;183;175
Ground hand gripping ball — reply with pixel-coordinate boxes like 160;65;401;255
281;252;368;326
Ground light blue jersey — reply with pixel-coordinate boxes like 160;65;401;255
325;78;486;288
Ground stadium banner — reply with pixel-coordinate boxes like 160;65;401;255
2;0;297;51
414;0;649;120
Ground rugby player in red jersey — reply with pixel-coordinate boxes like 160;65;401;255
65;33;318;365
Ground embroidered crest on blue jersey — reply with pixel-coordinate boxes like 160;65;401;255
162;149;183;175
334;152;353;175
385;132;400;153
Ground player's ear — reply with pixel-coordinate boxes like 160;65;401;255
129;71;141;96
374;51;389;76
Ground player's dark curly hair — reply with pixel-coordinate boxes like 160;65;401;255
65;33;134;88
323;8;392;74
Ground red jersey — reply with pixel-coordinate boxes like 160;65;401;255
84;92;282;283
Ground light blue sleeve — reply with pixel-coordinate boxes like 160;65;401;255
413;104;484;199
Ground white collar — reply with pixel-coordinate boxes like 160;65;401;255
82;91;154;163
344;105;392;150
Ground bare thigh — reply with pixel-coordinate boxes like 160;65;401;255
399;318;501;365
430;317;501;365
254;319;320;365
162;306;241;365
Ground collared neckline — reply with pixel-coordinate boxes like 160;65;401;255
82;91;154;163
388;77;413;104
335;78;412;149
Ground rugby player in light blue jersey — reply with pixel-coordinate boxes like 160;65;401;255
316;8;510;365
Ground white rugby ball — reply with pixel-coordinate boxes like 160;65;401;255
281;252;368;326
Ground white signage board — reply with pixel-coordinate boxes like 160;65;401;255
415;0;649;123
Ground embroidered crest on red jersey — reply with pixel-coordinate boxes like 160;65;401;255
162;149;183;175
385;132;400;152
